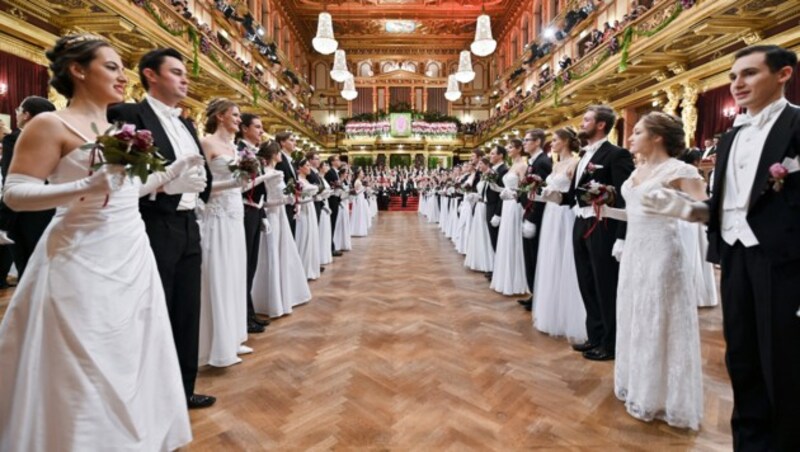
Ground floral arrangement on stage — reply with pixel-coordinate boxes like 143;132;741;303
344;120;457;138
344;121;390;137
84;123;166;183
410;121;458;137
578;180;617;238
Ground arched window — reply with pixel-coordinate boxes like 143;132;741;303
511;32;519;62
534;2;543;38
425;62;440;78
472;63;484;90
359;62;373;77
522;16;530;47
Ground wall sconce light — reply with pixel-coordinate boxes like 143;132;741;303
0;83;7;96
723;106;737;118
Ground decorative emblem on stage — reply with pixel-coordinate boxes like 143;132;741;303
390;113;412;137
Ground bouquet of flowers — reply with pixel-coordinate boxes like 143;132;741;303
578;180;617;238
229;148;261;182
518;173;546;195
283;178;302;197
481;170;498;184
83;122;166;183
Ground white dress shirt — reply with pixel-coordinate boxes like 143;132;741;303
146;95;202;210
573;138;607;218
721;97;788;247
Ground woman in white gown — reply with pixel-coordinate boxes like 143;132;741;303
294;157;321;280
613;112;706;430
198;99;270;367
532;128;587;343
455;164;477;254
251;141;311;318
333;167;353;251
678;221;719;307
0;36;191;450
317;161;334;266
464;158;495;272
350;169;370;237
490;142;530;296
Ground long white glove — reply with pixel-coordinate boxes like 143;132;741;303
611;239;625;262
539;187;563;204
601;205;628;221
0;230;14;245
488;182;503;193
162;166;206;195
4;165;126;212
139;155;204;197
499;188;517;200
212;175;252;192
641;187;708;223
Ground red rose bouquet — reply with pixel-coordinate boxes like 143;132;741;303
578;180;617;238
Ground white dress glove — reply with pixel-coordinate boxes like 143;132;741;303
490;215;501;227
0;230;15;245
139;155;205;197
500;188;517;200
163;167;206;195
489;182;503;193
601;205;628;221
522;220;537;239
611;239;625;262
641;187;708;222
4;165;126;212
284;194;296;205
261;217;272;234
539;187;563;204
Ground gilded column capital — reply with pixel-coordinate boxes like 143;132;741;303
680;82;700;146
663;85;682;116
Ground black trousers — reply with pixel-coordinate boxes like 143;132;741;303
522;233;541;293
329;196;340;251
0;245;12;283
314;201;323;224
285;204;296;237
572;217;619;351
720;242;800;452
486;202;500;251
243;206;263;319
401;193;408;207
8;210;54;278
142;209;202;399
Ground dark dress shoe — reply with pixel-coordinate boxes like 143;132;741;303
250;315;270;327
583;347;615;361
484;272;493;280
517;297;533;307
248;320;265;333
571;341;598;352
320;267;325;273
187;394;216;409
332;250;343;257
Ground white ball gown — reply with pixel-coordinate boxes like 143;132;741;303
615;158;704;430
333;190;352;251
677;221;718;307
464;181;494;272
350;180;370;237
296;179;321;280
197;154;248;367
318;180;334;266
532;171;587;342
455;191;473;255
0;131;191;450
251;170;311;317
490;171;529;295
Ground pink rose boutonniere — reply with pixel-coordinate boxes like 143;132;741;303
769;163;789;192
586;163;603;175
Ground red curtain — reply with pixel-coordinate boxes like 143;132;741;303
0;51;50;129
426;88;447;115
389;87;411;109
352;87;373;115
695;63;800;144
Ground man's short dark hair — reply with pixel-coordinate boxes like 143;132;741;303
471;148;485;158
587;104;617;135
275;131;293;144
493;145;508;158
327;154;340;165
735;45;798;74
138;48;184;91
525;128;546;145
20;96;56;117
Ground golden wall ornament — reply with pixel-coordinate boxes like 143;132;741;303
48;86;68;110
680;82;699;146
663;85;682;116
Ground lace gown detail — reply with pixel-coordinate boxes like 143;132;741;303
0;142;191;450
615;158;704;430
296;179;321;280
464;181;494;272
532;171;587;342
198;154;247;367
251;170;311;317
490;172;529;295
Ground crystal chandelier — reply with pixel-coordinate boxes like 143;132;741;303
341;74;358;101
455;50;475;83
471;13;496;57
330;49;350;82
444;74;461;102
312;12;338;55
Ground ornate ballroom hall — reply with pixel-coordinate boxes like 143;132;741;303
1;0;799;450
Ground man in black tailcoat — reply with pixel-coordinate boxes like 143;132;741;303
108;48;215;408
274;131;298;236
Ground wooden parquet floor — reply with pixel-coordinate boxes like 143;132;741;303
0;213;733;451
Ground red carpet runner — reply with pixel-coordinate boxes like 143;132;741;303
388;195;419;212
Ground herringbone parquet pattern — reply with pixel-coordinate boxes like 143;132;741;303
0;213;733;450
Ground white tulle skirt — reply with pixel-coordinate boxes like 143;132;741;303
464;202;494;272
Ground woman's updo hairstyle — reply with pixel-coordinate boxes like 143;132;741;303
46;34;111;99
640;112;686;157
554;126;581;153
204;98;238;134
258;140;280;163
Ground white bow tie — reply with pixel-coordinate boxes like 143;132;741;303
165;107;182;118
732;113;767;129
